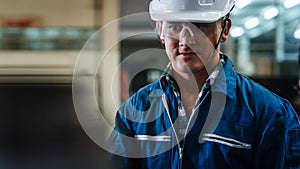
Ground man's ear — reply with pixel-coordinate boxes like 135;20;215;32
221;18;232;42
156;21;165;44
160;37;165;44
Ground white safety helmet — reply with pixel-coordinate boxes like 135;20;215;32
149;0;234;23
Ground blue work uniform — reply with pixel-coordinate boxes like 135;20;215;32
108;54;300;169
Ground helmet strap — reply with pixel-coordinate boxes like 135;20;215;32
214;15;229;50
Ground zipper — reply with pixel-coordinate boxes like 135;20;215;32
162;91;210;169
183;91;209;138
162;94;183;169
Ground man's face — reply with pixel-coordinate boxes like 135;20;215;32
160;20;226;76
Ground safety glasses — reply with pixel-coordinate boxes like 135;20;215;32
161;21;220;40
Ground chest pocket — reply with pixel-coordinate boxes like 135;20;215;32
198;122;253;169
133;134;174;169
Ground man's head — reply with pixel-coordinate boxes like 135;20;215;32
149;0;234;76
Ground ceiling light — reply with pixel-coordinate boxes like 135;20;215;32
245;17;260;29
263;7;279;20
294;28;300;39
236;0;251;9
284;0;300;8
230;27;244;37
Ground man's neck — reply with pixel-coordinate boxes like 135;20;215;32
172;71;207;118
173;70;208;93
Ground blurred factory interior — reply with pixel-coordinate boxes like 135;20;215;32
0;0;299;168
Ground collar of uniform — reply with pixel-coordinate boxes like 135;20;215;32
211;54;236;97
160;63;181;97
208;55;225;86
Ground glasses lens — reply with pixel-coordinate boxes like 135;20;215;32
161;22;213;40
162;22;182;39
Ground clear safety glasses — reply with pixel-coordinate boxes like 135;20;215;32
161;21;221;41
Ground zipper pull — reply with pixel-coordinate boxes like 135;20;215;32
178;107;187;135
179;147;183;159
179;147;183;169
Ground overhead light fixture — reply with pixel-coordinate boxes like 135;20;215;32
230;27;244;37
245;17;260;29
294;22;300;40
294;28;300;39
284;0;300;8
263;6;279;20
236;0;251;9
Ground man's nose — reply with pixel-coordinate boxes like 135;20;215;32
179;26;196;45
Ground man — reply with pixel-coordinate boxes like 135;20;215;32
108;0;300;168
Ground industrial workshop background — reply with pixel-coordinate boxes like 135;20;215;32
0;0;299;169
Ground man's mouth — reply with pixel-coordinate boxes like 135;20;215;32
179;52;197;58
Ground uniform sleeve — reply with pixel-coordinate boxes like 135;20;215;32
107;109;140;169
283;102;300;168
253;101;300;169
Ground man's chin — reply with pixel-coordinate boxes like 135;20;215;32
179;64;206;75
